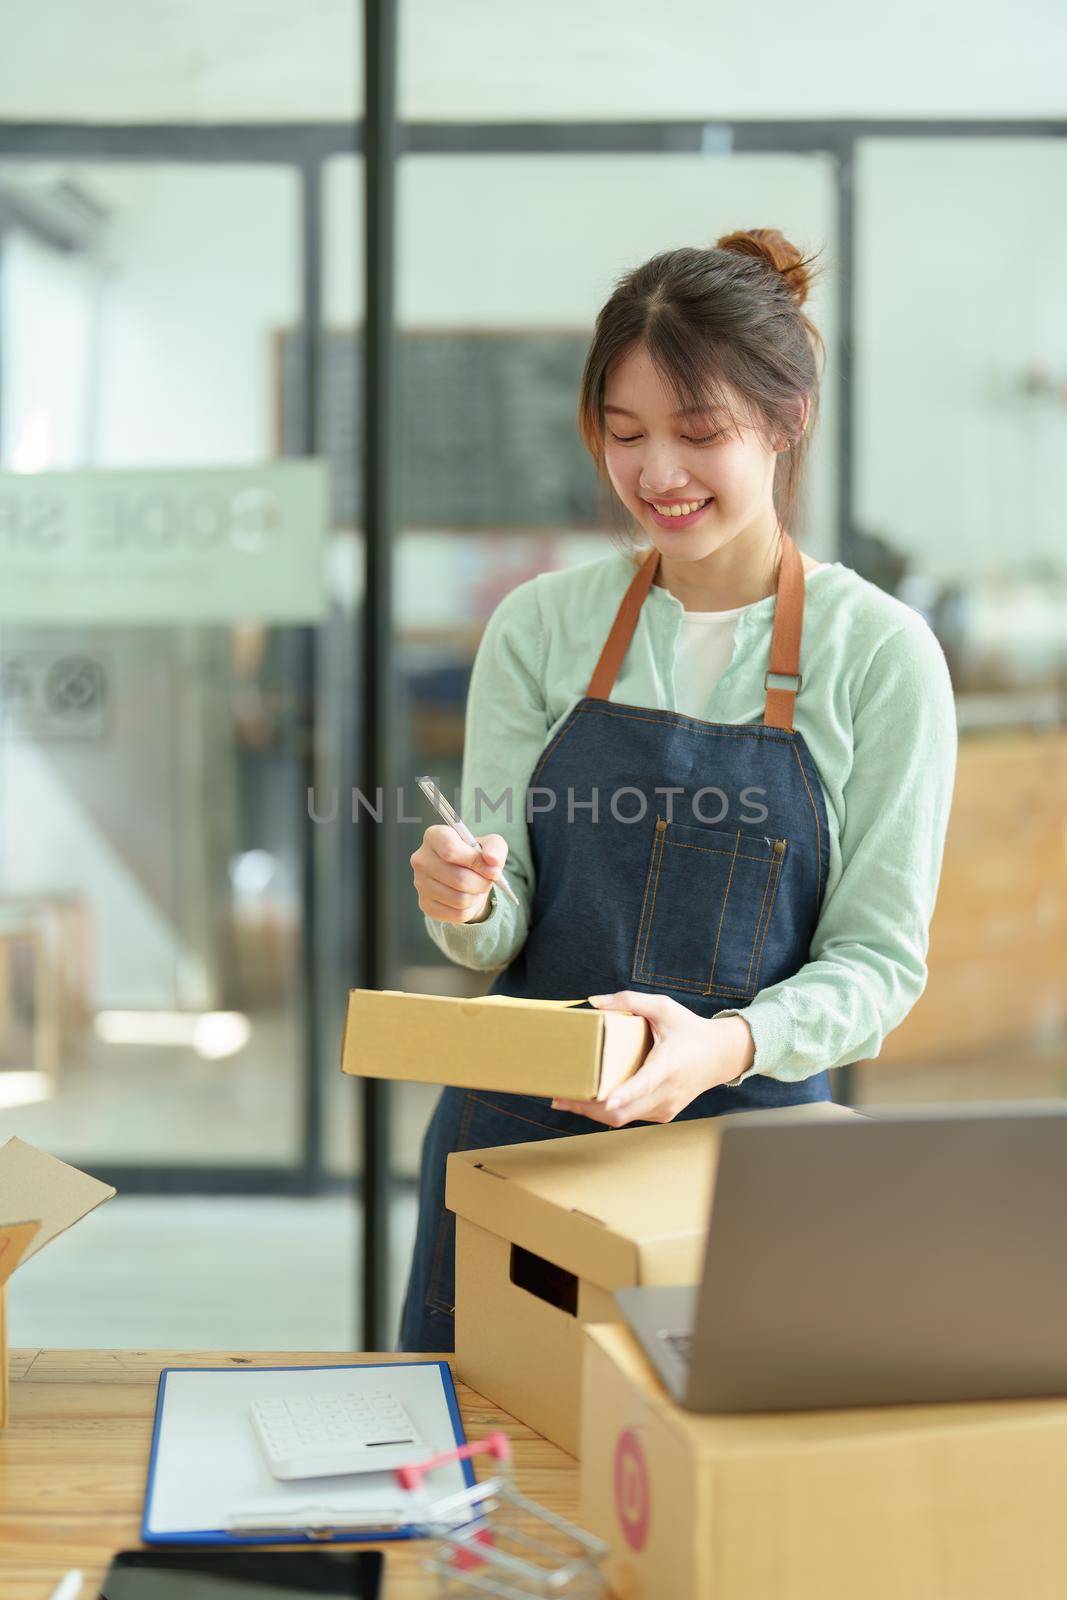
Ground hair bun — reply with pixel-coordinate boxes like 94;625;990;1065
716;227;815;308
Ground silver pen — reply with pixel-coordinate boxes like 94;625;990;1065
227;1504;409;1536
48;1575;83;1600
415;775;521;907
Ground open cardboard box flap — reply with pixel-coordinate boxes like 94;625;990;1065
0;1137;116;1428
0;1137;115;1270
448;1105;858;1293
447;1118;718;1289
0;1222;41;1289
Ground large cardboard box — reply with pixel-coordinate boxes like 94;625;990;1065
0;1137;115;1428
448;1103;859;1456
581;1321;1067;1600
342;989;651;1101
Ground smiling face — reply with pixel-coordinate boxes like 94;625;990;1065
602;342;788;558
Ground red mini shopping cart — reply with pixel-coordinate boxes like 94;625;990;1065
394;1432;610;1598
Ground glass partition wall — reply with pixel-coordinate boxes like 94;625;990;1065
0;160;313;1173
0;139;362;1349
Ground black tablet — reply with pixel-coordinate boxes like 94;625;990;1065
98;1549;383;1599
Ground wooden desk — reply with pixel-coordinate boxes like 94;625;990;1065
0;1350;582;1599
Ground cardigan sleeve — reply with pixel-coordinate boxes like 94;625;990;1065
421;576;550;973
715;617;958;1081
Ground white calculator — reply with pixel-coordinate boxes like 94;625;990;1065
250;1387;427;1480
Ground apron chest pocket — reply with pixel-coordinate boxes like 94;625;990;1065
631;816;788;1001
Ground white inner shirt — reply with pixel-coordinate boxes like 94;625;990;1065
673;604;748;719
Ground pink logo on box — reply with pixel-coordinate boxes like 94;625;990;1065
613;1427;651;1551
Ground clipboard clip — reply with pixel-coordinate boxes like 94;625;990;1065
226;1504;410;1539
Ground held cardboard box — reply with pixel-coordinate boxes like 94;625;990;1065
0;1137;115;1428
447;1103;859;1456
341;988;651;1101
580;1321;1067;1600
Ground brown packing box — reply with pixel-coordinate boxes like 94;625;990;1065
447;1102;860;1456
0;1137;115;1428
580;1321;1067;1600
341;988;651;1101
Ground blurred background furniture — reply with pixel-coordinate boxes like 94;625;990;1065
0;892;92;1083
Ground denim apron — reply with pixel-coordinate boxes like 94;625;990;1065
399;534;832;1351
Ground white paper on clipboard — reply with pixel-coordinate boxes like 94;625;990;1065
143;1361;471;1541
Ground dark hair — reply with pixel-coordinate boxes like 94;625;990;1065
577;227;826;554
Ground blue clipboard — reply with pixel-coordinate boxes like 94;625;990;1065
141;1360;473;1545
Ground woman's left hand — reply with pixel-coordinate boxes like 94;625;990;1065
551;991;756;1128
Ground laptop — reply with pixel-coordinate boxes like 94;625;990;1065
615;1101;1067;1412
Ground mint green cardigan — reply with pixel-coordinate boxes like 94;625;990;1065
423;550;958;1083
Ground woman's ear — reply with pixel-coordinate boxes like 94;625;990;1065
774;394;810;452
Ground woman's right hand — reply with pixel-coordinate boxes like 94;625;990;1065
411;825;509;924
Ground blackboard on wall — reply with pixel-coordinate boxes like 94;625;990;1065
279;330;601;528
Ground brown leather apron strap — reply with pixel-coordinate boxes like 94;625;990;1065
763;532;805;732
585;545;661;700
586;534;806;731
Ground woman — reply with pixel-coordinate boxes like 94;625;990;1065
400;227;957;1353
